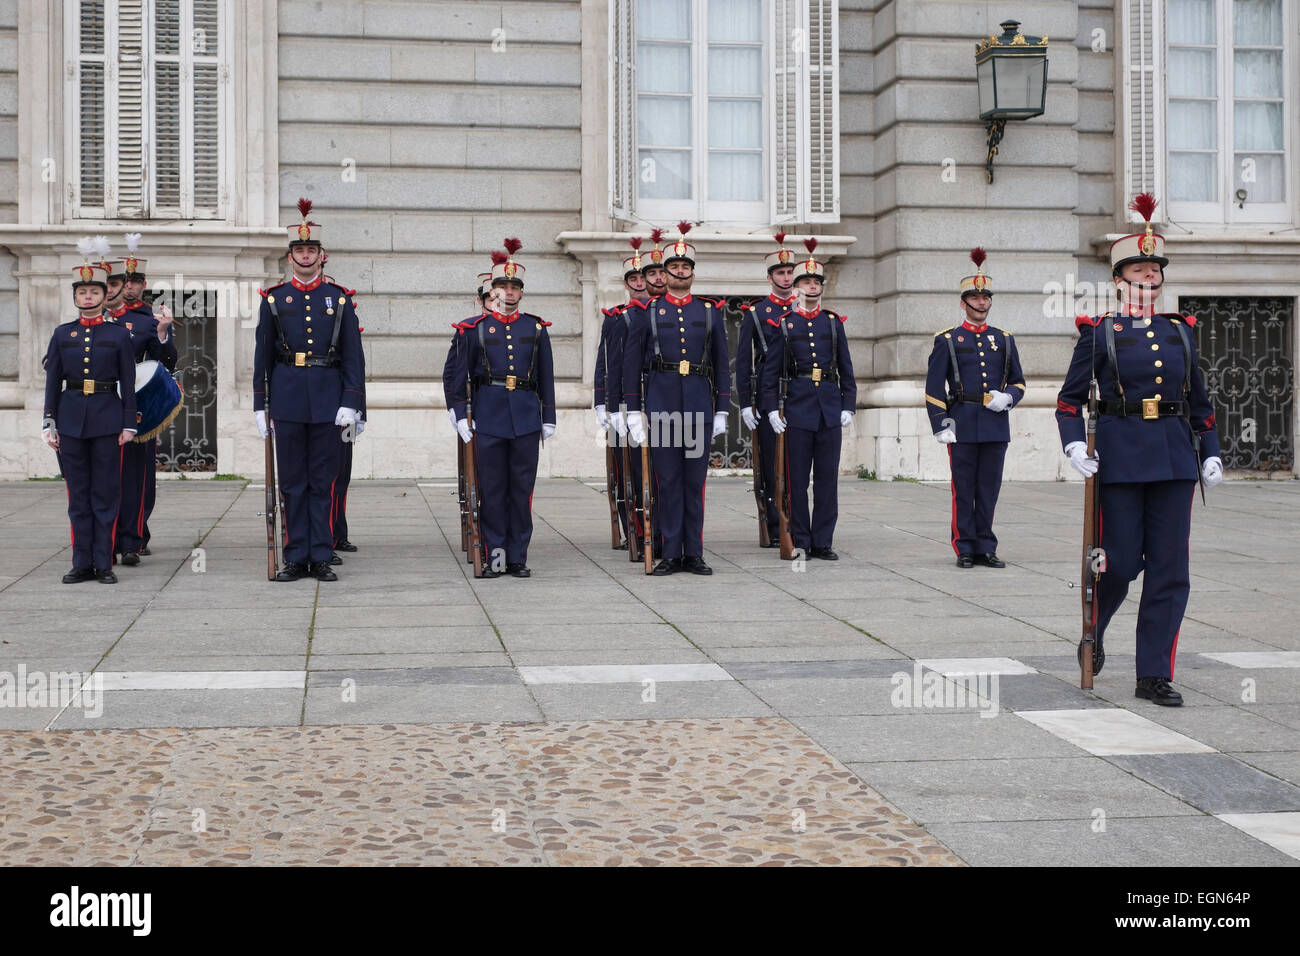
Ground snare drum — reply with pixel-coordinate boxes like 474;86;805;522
127;360;184;442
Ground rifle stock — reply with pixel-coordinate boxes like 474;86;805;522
622;438;642;563
606;443;622;548
774;413;795;560
464;410;485;577
641;437;654;575
264;429;278;581
457;435;468;553
1080;377;1103;689
752;425;771;548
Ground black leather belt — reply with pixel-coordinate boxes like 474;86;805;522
794;368;838;383
955;394;994;406
652;358;712;377
480;375;536;391
64;379;118;394
1099;399;1187;419
277;352;340;368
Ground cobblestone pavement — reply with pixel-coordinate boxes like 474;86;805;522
2;476;1298;866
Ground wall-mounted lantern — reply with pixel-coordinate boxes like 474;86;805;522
975;19;1049;183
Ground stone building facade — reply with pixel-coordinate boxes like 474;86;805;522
1;0;1296;479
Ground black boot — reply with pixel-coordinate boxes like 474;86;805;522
310;561;338;582
275;561;307;582
1135;677;1183;706
62;567;96;584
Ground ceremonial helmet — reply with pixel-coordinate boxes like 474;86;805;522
1110;193;1168;273
793;238;825;283
623;237;645;279
662;221;696;266
491;238;525;287
108;232;148;283
72;236;112;290
765;232;795;274
642;228;667;273
289;198;322;248
959;248;993;298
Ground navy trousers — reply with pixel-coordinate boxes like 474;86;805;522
609;431;627;543
649;412;710;560
785;423;841;551
116;439;152;555
274;420;341;565
623;438;646;555
754;415;779;537
1096;480;1196;680
476;431;540;567
332;432;353;546
61;435;123;571
948;441;1007;555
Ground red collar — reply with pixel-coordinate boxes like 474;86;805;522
491;310;520;324
79;314;105;327
123;300;144;309
290;274;324;292
769;293;796;306
795;306;820;319
109;304;128;319
961;320;989;333
664;292;692;306
1122;306;1155;318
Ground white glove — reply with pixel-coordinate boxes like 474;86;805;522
41;421;58;449
595;404;609;429
1065;441;1099;477
355;419;366;436
1202;456;1223;489
446;408;457;430
986;390;1013;413
768;410;786;435
543;423;556;441
628;411;647;446
741;406;759;431
610;410;627;437
255;410;269;439
935;426;957;445
456;418;473;444
335;406;360;427
712;412;727;439
840;410;853;428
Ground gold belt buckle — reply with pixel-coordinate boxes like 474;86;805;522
505;375;517;391
82;378;95;396
981;392;993;406
294;352;306;367
678;360;691;376
811;367;822;383
1142;398;1159;420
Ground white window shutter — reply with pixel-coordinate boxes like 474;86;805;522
609;0;636;221
116;0;146;217
72;0;110;217
770;0;799;223
190;0;222;215
152;0;183;214
803;0;839;222
1122;0;1163;214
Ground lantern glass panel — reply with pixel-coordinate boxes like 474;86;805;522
994;56;1045;112
977;59;996;115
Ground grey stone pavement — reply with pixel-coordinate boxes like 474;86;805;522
3;474;1300;866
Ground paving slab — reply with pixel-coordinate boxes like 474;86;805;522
1106;753;1300;815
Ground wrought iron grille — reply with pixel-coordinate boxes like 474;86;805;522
148;287;218;472
1179;296;1294;472
711;296;753;469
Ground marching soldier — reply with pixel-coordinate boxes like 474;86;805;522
623;223;730;576
761;239;856;560
610;228;668;560
925;249;1026;568
738;232;798;547
253;199;364;582
449;240;556;578
594;238;649;548
43;238;138;583
1057;194;1223;707
109;234;178;566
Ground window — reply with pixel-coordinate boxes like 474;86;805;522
610;0;838;225
67;0;229;220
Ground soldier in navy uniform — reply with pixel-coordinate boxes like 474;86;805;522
42;238;138;584
609;228;668;560
738;232;798;547
324;257;364;559
925;249;1027;568
109;235;178;565
1057;194;1223;707
623;223;730;576
594;237;648;549
761;239;856;560
444;273;493;430
449;240;556;578
253;199;364;582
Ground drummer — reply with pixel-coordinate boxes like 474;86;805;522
109;234;178;566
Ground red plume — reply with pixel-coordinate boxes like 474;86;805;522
628;237;643;251
773;232;787;245
969;247;987;269
649;228;665;244
1128;193;1158;223
503;237;522;255
803;237;818;254
297;198;313;218
490;250;508;265
677;220;693;236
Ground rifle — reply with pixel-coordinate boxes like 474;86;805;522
457;433;468;553
262;362;280;581
773;414;795;560
463;408;485;577
606;441;622;549
622;437;642;563
1079;362;1105;688
641;431;655;574
752;423;771;548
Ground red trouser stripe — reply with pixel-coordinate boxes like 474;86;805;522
948;445;959;555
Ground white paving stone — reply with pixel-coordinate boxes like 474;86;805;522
1016;708;1217;756
1216;812;1300;861
517;664;732;685
917;657;1038;677
91;671;307;691
1200;652;1300;669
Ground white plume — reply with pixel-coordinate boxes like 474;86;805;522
91;235;112;258
123;232;141;253
76;236;95;257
